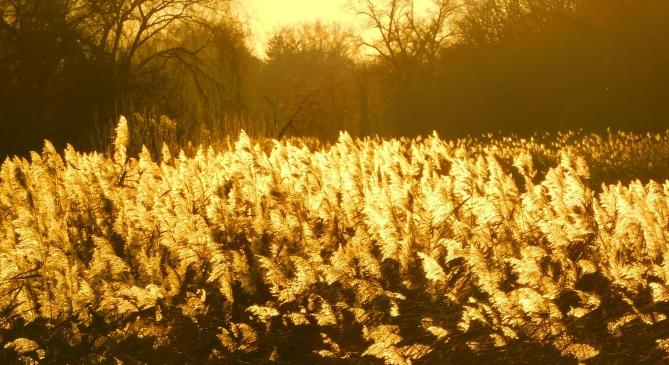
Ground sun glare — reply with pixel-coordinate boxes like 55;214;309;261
238;0;437;57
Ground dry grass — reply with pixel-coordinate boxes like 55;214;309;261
2;117;669;364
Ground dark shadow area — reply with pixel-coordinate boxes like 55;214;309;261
1;0;668;158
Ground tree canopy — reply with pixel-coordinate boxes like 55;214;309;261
1;0;668;157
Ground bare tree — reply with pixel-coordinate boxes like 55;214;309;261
260;22;359;138
351;0;461;76
347;0;461;135
78;0;230;105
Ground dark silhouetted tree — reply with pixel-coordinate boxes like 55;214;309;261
259;22;359;138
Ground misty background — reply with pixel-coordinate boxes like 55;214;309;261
1;0;668;158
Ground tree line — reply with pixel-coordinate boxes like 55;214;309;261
1;0;668;157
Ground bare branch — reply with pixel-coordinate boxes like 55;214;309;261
351;0;461;71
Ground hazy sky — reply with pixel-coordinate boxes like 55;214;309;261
237;0;436;57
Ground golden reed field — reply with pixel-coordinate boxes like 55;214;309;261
3;117;669;364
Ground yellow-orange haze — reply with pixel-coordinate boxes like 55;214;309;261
239;0;437;57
